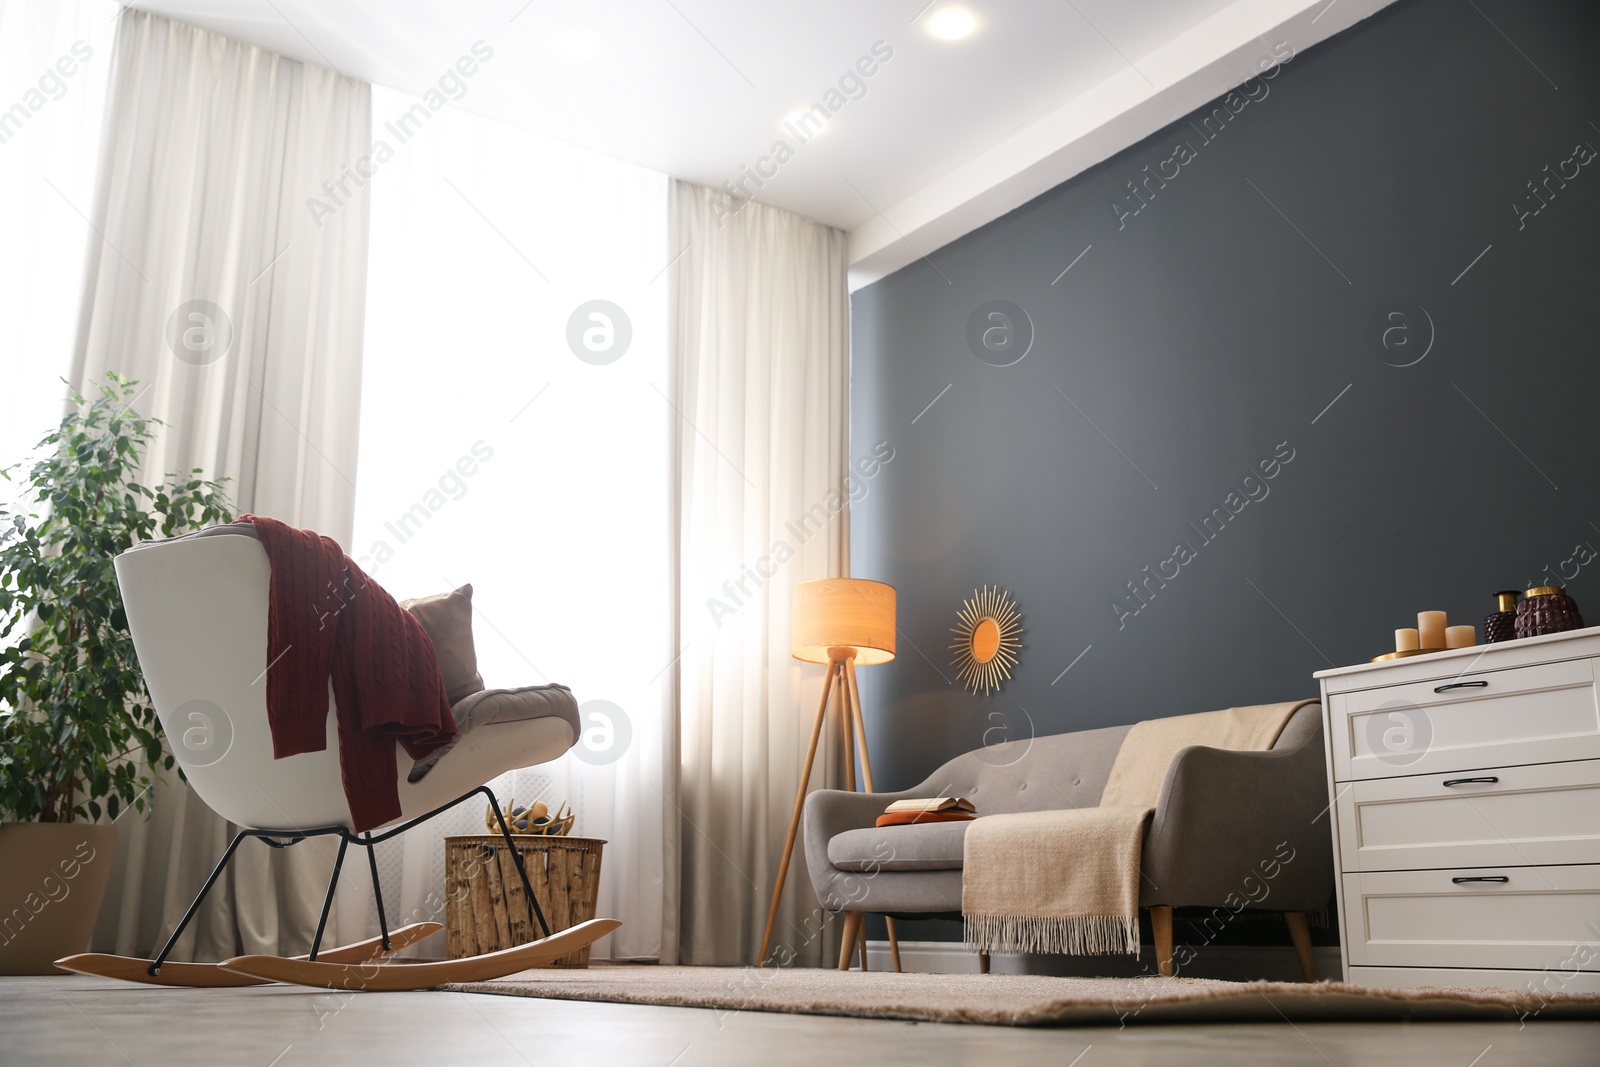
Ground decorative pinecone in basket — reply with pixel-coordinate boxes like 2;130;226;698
1514;587;1584;639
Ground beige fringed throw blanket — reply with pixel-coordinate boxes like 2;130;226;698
962;700;1315;956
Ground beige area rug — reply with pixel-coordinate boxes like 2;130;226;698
449;966;1600;1027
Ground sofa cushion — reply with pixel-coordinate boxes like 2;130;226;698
828;821;970;872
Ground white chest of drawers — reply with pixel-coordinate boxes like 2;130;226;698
1315;626;1600;993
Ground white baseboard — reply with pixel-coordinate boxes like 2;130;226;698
860;939;1343;982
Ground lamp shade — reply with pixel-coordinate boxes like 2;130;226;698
792;578;896;665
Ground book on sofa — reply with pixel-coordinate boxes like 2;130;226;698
884;797;975;814
876;796;977;827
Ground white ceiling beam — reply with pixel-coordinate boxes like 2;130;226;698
846;0;1398;290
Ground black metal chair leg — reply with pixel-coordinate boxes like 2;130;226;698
140;784;563;975
308;835;349;962
364;834;391;951
482;788;550;938
149;830;250;975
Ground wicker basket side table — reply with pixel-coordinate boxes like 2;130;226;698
444;835;605;967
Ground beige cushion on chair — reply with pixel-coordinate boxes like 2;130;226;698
402;584;487;704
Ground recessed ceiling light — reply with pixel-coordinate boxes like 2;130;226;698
553;28;605;62
926;6;977;41
783;108;829;137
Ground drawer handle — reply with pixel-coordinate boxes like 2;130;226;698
1433;680;1489;693
1442;776;1499;787
1451;876;1509;884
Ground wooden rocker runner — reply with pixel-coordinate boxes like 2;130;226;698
57;789;617;992
57;923;444;988
223;918;621;991
60;525;618;992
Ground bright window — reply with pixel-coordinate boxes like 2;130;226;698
353;84;670;959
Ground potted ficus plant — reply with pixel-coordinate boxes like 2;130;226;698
0;374;233;973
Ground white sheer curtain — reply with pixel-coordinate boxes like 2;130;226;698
351;85;670;961
0;0;117;511
70;10;371;960
668;181;852;966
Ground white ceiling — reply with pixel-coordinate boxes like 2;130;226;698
130;0;1394;287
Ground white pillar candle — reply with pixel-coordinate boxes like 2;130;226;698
1418;611;1447;650
1446;625;1476;649
1395;628;1419;652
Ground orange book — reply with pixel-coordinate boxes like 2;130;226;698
874;811;977;828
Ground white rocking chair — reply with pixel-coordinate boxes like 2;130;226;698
56;525;617;990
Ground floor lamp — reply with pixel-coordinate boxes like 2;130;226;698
759;577;902;971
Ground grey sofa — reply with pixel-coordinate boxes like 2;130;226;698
803;703;1334;978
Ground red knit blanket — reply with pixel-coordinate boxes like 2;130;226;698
243;515;457;831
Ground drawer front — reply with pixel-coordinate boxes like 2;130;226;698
1329;658;1600;781
1343;865;1600;970
1348;965;1600;995
1336;759;1600;871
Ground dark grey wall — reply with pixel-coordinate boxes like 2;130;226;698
850;0;1600;791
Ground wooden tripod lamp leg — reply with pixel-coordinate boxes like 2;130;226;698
758;662;837;966
844;658;873;793
844;658;903;971
840;663;856;793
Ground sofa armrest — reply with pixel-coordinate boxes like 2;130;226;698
1141;725;1334;913
802;785;923;911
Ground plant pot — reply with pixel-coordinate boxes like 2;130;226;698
0;822;118;974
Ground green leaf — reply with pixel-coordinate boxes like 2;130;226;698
0;372;235;823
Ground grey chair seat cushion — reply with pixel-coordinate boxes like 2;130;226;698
408;683;579;783
828;821;971;872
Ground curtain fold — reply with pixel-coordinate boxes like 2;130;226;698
0;0;118;509
73;10;371;961
667;181;852;966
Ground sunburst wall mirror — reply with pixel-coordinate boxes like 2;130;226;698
950;586;1023;695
